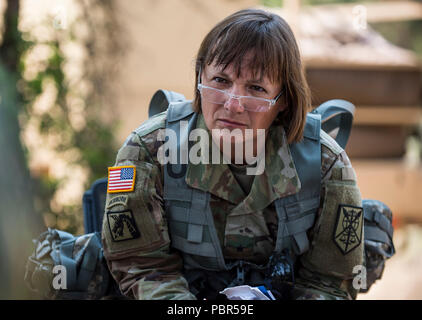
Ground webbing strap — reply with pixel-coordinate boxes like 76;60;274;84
285;213;316;236
292;232;309;254
171;234;217;257
148;89;187;118
364;226;391;245
364;209;393;239
283;197;320;216
76;233;101;290
276;208;317;254
311;99;355;149
274;114;321;255
187;224;203;244
187;190;208;243
59;239;77;290
163;102;228;270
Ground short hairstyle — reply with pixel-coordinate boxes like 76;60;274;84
193;8;311;143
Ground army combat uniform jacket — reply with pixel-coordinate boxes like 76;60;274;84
101;108;364;300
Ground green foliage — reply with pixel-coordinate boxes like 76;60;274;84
74;119;119;181
370;20;422;60
14;1;122;235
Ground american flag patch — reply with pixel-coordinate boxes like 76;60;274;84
107;166;136;193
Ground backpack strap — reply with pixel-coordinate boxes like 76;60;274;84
164;101;195;179
76;232;102;291
149;89;187;118
274;113;322;255
311;99;355;149
163;102;228;271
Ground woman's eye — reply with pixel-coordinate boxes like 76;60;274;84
213;77;228;84
250;85;266;93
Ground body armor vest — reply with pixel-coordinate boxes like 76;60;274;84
162;101;322;275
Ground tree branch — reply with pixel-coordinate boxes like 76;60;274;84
0;0;20;72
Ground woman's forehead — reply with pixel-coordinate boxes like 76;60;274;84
206;58;276;86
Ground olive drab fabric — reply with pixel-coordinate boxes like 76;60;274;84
101;98;366;300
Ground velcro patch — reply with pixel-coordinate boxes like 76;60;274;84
107;166;136;193
116;145;141;162
106;210;141;242
106;195;129;209
333;204;363;255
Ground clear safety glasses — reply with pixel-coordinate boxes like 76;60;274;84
197;68;284;113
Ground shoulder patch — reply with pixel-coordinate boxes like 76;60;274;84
107;166;136;193
320;129;344;156
134;111;167;138
333;204;363;255
107;209;140;242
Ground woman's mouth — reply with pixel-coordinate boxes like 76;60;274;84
217;118;247;129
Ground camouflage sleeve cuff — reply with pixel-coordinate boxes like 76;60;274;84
291;269;355;300
132;276;197;300
291;285;351;300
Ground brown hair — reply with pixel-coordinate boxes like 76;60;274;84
193;8;311;143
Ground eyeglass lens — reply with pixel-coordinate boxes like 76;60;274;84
200;86;271;112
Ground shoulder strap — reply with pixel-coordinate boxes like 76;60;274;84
148;89;187;118
163;102;228;271
167;100;195;123
289;112;321;199
274;113;322;255
311;99;355;149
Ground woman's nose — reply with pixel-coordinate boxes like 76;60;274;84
224;96;244;113
224;88;245;113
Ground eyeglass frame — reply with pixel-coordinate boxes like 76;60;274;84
196;65;285;112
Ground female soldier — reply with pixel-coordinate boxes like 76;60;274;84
101;8;363;300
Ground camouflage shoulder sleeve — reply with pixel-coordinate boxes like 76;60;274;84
294;129;363;300
101;113;196;300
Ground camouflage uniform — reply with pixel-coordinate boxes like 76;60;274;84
101;110;363;300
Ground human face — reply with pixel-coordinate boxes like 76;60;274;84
200;56;286;160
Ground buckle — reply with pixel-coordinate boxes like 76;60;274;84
236;261;245;285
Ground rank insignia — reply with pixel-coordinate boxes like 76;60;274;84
333;204;363;255
107;210;140;242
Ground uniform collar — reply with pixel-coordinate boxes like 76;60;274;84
185;114;301;210
237;124;301;213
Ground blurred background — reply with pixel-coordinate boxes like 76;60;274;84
0;0;421;299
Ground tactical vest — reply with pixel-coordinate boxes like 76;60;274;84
163;101;321;274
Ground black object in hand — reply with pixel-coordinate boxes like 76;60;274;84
267;250;295;299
